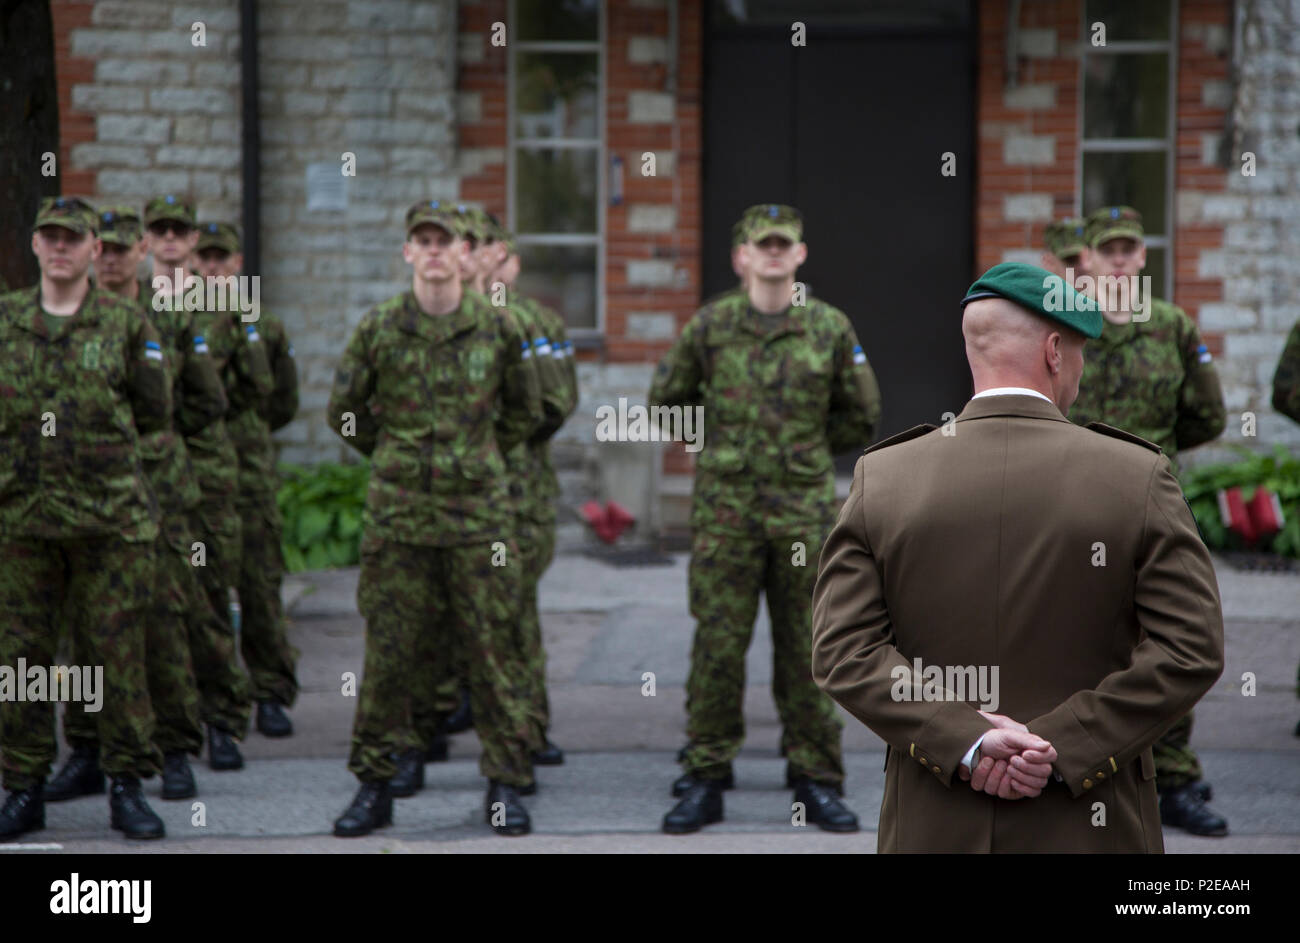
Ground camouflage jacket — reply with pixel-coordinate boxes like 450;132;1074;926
504;290;579;524
137;279;228;519
328;289;543;546
1069;298;1226;457
1271;320;1300;425
184;304;274;499
0;284;171;541
649;292;882;537
227;310;298;501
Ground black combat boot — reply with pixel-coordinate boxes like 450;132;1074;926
485;782;531;836
0;784;45;840
1160;783;1228;837
531;740;564;766
160;752;197;800
109;777;165;840
793;778;859;832
671;768;734;797
388;750;424;798
45;746;105;802
425;732;450;762
207;725;244;771
443;689;473;734
662;778;724;834
333;782;393;837
255;701;293;738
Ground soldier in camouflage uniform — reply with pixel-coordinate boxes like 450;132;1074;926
193;222;301;740
650;204;881;834
1269;319;1300;735
1067;205;1230;836
483;219;578;764
0;197;172;840
147;195;265;772
328;201;543;837
1041;217;1092;284
48;205;222;805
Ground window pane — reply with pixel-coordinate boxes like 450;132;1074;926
516;243;597;330
1140;247;1166;302
516;0;598;41
515;52;598;139
1082;151;1167;236
1084;0;1171;41
515;147;598;234
1084;53;1168;138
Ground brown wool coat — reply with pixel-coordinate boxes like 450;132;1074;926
811;395;1224;853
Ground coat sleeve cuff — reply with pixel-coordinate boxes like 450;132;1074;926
911;702;995;787
1027;708;1116;799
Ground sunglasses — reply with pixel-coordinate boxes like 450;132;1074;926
148;220;193;237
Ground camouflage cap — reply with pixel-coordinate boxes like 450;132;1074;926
961;261;1102;339
1086;205;1143;247
1044;217;1089;260
405;199;464;238
96;204;143;246
741;203;803;244
196;220;241;254
144;193;197;227
730;217;748;249
34;196;99;235
454;205;492;245
497;228;517;255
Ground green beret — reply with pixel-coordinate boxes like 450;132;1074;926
1086;205;1143;247
1044;217;1088;260
960;261;1102;339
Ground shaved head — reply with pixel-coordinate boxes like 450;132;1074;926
962;297;1087;414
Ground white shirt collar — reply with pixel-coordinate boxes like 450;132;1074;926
971;387;1053;404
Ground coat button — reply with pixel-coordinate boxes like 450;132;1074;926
918;756;927;765
932;765;941;774
1083;778;1093;789
1096;771;1105;780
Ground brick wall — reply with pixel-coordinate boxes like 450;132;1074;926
258;0;459;464
1194;0;1300;459
456;0;703;533
970;0;1300;466
975;0;1080;274
52;0;243;216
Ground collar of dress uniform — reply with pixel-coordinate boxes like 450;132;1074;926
957;391;1068;424
971;387;1053;403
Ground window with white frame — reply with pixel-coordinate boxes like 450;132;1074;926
508;0;603;332
1079;0;1176;300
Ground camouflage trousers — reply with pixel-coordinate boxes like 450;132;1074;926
1153;711;1203;791
186;505;252;737
62;528;204;757
0;536;162;790
414;518;555;752
682;528;845;787
236;492;299;707
348;537;534;787
415;518;555;748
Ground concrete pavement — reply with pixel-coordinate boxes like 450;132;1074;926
5;549;1297;854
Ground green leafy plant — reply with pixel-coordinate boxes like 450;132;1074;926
276;461;370;572
1180;445;1300;558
